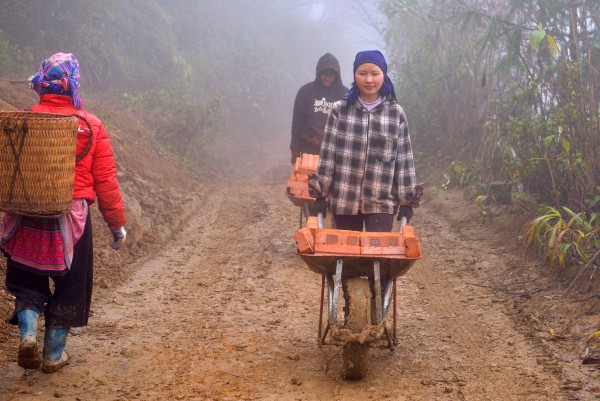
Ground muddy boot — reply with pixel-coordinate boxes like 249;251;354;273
17;309;41;369
41;328;69;373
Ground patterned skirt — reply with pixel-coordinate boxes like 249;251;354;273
0;199;88;275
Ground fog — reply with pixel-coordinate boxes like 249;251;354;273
188;0;387;162
0;0;387;168
238;0;386;163
294;1;385;85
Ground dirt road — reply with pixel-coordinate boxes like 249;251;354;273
0;161;583;400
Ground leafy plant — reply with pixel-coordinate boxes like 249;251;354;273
529;23;558;60
584;187;600;211
443;161;473;189
524;206;600;267
381;0;600;218
512;191;539;214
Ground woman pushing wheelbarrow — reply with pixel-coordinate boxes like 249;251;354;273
298;50;423;379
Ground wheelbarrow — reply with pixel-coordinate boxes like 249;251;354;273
297;214;422;379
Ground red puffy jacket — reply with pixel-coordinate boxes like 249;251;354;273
31;94;126;228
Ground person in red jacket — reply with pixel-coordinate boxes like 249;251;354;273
0;53;126;373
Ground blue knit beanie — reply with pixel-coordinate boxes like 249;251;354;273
346;50;396;110
353;50;387;75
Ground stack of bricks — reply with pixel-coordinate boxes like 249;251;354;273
293;216;318;253
360;232;405;255
286;154;320;200
286;171;312;199
315;228;362;254
294;217;422;258
295;153;319;175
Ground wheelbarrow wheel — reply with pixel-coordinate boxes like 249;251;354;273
342;342;369;380
342;278;370;380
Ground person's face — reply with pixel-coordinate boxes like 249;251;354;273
319;70;336;87
354;63;384;102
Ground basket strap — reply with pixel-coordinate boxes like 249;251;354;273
2;122;28;203
68;114;94;162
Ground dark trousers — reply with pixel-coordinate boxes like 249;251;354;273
6;215;93;328
333;212;394;232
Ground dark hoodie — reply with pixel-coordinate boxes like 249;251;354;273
290;53;348;161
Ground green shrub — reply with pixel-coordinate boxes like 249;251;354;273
524;206;600;267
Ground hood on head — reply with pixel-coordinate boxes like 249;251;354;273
315;53;341;80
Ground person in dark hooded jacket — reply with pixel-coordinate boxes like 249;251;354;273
290;53;348;164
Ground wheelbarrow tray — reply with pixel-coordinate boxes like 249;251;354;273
299;253;417;279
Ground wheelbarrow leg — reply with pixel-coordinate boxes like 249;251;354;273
384;324;395;351
380;277;396;351
327;260;343;327
320;322;330;348
320;263;341;347
393;277;397;345
318;274;325;341
382;278;394;318
299;206;303;228
373;260;382;325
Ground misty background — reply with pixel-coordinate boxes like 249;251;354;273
0;0;384;168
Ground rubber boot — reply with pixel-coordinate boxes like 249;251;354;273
41;328;69;373
17;309;41;369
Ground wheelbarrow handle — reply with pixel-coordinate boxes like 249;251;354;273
399;216;407;231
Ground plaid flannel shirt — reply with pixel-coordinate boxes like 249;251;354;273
309;97;417;215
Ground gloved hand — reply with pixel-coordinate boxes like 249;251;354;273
111;226;127;250
314;197;327;218
397;205;413;224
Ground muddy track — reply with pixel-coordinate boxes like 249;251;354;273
0;162;576;401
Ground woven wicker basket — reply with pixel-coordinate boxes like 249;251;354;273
0;111;82;216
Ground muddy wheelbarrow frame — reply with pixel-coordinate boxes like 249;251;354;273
301;252;416;345
298;215;419;379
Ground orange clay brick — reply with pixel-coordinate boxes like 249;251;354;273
360;232;406;255
314;229;361;255
297;153;319;175
286;176;313;199
294;226;315;254
294;172;309;182
293;156;302;171
306;216;319;236
401;225;422;258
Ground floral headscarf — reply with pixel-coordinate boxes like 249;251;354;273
31;53;82;109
